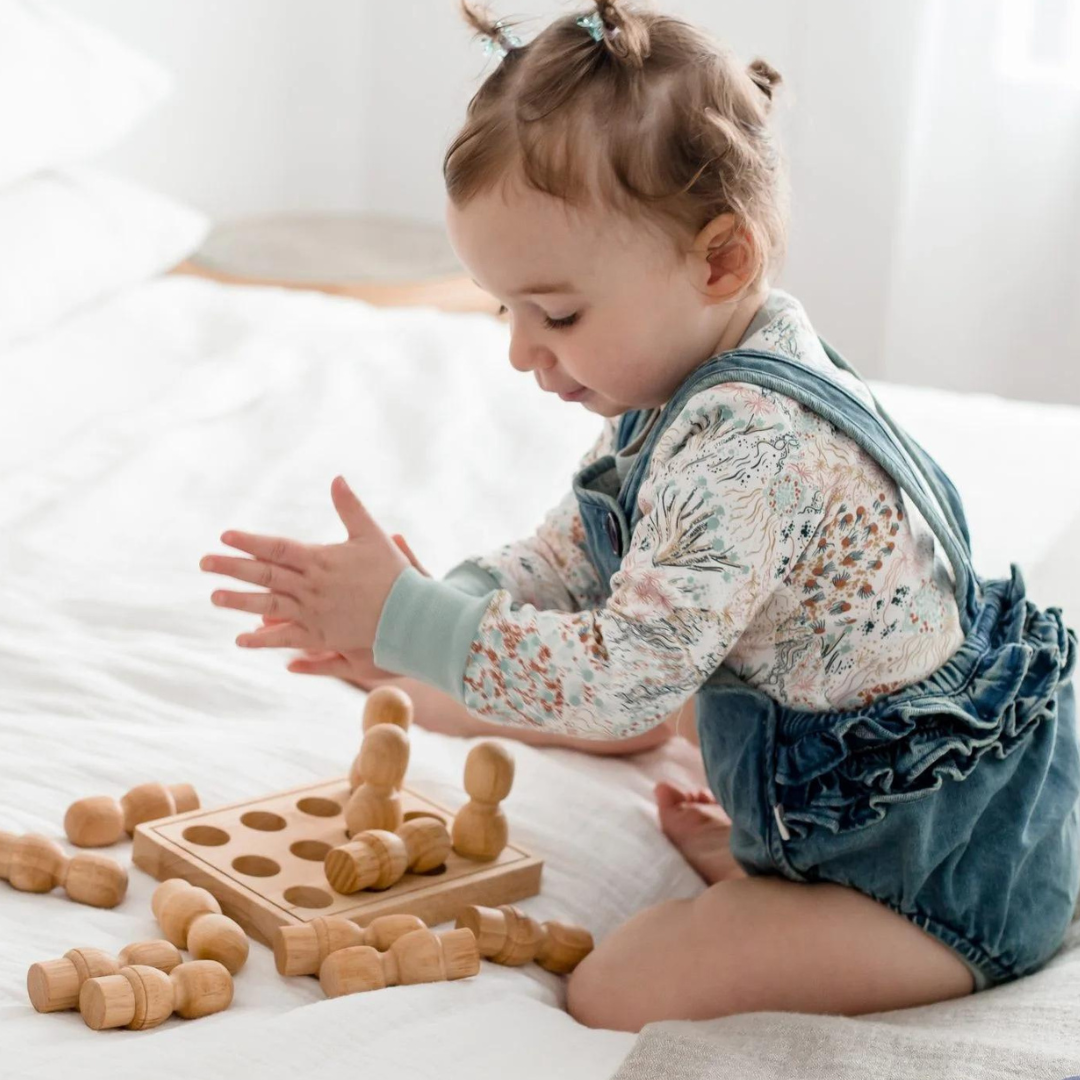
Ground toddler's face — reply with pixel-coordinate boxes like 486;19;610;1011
446;179;724;417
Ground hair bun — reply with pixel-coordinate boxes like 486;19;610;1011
594;1;651;67
461;0;520;55
747;57;782;111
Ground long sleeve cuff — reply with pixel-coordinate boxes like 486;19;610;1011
441;559;504;598
372;566;498;702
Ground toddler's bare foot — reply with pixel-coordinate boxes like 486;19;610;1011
655;781;747;886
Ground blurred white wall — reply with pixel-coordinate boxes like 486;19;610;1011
54;0;1080;404
52;0;371;216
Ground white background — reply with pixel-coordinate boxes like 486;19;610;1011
53;0;1080;403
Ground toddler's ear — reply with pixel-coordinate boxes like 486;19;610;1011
690;212;758;302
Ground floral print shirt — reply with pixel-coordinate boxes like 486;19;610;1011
378;290;965;739
373;291;972;738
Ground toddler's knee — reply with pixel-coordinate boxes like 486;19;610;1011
567;897;698;1031
565;939;662;1032
566;951;619;1030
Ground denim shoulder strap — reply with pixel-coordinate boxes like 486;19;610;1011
817;338;973;552
616;406;655;451
617;343;980;634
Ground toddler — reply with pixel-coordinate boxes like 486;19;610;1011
201;0;1080;1033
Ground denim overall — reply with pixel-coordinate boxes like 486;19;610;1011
572;342;1080;990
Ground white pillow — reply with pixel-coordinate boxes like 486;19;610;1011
0;167;209;347
0;0;171;187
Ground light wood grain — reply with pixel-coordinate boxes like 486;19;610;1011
456;904;594;973
318;927;480;998
78;960;233;1031
325;817;451;894
131;778;542;947
64;783;199;847
344;723;409;836
151;879;250;974
274;913;426;977
351;686;414;791
452;742;514;861
0;832;127;907
27;941;182;1013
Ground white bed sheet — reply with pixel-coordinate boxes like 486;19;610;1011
2;277;1079;1078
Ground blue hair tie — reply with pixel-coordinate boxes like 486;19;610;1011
481;19;522;60
576;12;608;43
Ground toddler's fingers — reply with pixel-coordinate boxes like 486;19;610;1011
219;530;310;572
391;534;431;578
654;780;689;809
236;620;313;649
286;654;351;677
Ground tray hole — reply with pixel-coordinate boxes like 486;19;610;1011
284;886;333;909
290;840;332;862
183;825;230;847
232;855;280;877
297;797;341;818
403;811;447;825
240;811;287;832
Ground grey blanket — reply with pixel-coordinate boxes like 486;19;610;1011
613;920;1080;1080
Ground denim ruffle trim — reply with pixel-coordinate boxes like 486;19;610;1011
774;566;1077;837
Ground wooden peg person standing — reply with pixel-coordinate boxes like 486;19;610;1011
452;741;514;861
344;723;409;837
349;685;414;791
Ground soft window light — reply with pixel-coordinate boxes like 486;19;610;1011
997;0;1080;88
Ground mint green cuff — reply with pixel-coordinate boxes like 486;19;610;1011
442;559;504;597
373;566;498;703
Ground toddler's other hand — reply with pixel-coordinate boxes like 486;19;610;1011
388;533;430;578
202;476;410;654
271;533;429;691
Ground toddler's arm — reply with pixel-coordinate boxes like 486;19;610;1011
384;675;690;754
441;418;617;613
373;387;829;741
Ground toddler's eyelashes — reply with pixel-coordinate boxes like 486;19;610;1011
494;304;579;330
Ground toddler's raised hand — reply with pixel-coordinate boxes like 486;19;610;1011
200;476;410;655
267;533;431;689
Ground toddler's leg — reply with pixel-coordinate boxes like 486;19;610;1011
566;875;975;1032
389;675;683;756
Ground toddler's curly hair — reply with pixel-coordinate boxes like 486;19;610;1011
444;0;789;293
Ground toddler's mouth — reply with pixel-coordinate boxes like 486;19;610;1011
559;387;588;402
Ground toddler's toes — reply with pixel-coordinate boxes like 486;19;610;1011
654;780;692;811
655;783;744;886
654;781;718;810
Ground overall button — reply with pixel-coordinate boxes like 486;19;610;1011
605;510;622;557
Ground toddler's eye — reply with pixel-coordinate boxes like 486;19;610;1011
544;312;580;330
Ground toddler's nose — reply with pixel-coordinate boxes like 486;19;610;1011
508;331;555;375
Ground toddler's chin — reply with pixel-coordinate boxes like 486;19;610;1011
584;395;620;417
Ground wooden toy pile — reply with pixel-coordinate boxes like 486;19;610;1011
10;686;593;1030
